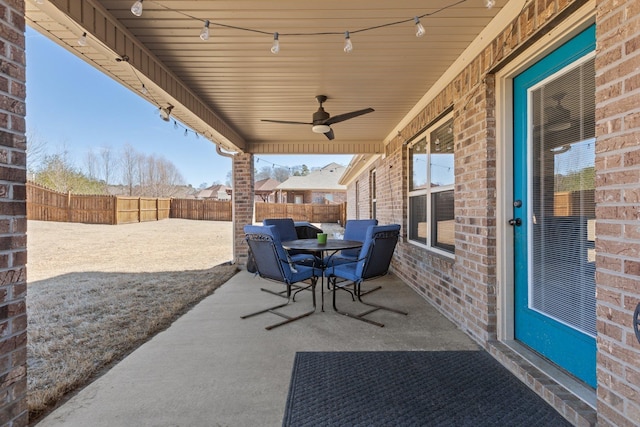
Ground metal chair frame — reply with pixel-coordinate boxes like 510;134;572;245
328;225;408;327
242;227;318;330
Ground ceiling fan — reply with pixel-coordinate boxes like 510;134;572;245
261;95;374;140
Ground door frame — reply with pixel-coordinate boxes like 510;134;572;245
494;0;596;402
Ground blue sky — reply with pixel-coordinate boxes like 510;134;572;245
25;27;353;188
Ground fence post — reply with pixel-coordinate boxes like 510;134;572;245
67;190;72;222
114;196;119;225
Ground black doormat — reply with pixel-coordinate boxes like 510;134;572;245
283;351;572;427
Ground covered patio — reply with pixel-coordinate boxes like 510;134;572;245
35;270;479;426
0;0;635;426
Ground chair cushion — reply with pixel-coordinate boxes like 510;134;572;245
244;224;317;283
329;224;401;282
263;218;298;241
341;219;378;258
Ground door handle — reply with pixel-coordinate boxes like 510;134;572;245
508;218;522;226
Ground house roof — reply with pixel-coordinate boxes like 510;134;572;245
255;178;280;193
196;184;229;198
276;163;346;191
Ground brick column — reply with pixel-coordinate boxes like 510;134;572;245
595;1;640;425
0;1;27;425
232;153;254;266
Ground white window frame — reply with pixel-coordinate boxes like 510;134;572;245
407;113;454;257
370;169;377;220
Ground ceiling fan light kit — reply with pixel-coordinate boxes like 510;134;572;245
312;124;331;134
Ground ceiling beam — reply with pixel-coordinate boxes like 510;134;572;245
246;140;383;154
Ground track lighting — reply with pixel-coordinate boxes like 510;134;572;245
414;17;426;37
77;32;87;46
131;1;143;17
484;0;495;9
200;20;210;41
344;31;353;53
271;32;280;54
159;105;174;122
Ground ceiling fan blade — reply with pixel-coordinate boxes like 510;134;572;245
323;128;335;140
261;119;313;125
324;108;374;125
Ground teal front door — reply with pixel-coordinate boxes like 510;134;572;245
513;25;596;387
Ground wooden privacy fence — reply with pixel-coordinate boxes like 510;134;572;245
28;183;344;225
170;198;232;221
27;183;170;224
255;202;346;224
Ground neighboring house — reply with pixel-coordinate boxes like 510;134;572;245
254;178;280;202
276;163;346;204
195;184;231;201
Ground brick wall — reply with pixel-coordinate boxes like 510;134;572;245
594;0;640;425
343;0;640;424
232;153;254;266
0;0;27;425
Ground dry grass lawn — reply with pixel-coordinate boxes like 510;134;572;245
27;219;237;421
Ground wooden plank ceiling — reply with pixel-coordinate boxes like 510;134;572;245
26;0;508;155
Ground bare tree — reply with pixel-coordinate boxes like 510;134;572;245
84;149;99;181
26;129;49;180
100;146;116;187
120;144;140;196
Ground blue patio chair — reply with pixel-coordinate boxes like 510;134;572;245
263;218;319;266
327;224;408;327
324;219;380;297
242;225;319;330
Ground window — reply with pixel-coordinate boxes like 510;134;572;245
370;169;377;219
408;116;454;254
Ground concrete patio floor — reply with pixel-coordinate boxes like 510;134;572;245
36;269;479;427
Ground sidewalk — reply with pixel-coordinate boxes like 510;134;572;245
36;270;478;427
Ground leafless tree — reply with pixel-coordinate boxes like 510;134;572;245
120;144;140;196
84;149;99;181
100;146;116;187
26;129;49;180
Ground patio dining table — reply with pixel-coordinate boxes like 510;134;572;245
282;238;363;311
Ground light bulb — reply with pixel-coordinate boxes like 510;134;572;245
414;17;425;37
200;20;210;41
34;0;45;4
484;0;495;9
271;32;280;54
131;1;143;16
160;105;173;122
344;31;353;53
77;32;87;46
141;84;148;95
